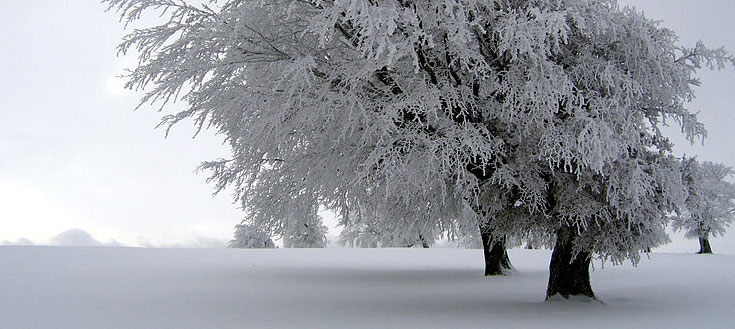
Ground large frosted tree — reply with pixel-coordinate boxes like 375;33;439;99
107;0;732;299
673;158;735;254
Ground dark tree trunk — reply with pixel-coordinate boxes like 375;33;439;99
406;235;430;248
479;226;512;276
419;234;430;248
697;237;712;254
546;224;595;300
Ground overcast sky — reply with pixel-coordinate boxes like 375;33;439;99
1;1;734;251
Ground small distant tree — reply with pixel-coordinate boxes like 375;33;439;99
674;158;735;254
457;224;483;249
338;220;434;248
229;224;275;249
241;177;329;248
338;196;437;248
338;221;379;248
282;203;329;248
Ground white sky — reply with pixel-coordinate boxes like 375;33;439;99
1;1;734;251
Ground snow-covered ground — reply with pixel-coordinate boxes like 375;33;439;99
1;247;732;329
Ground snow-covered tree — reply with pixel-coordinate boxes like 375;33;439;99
107;0;732;300
457;234;483;249
338;222;433;248
283;219;329;248
338;199;436;248
281;194;329;248
673;158;735;254
338;221;379;248
337;190;439;248
229;224;275;249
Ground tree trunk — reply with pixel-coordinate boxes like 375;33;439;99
419;234;430;248
697;237;712;254
546;224;595;300
479;225;512;276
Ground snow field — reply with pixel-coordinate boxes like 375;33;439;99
1;247;733;328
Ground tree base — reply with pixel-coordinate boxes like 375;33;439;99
545;294;599;303
480;228;512;276
546;225;595;300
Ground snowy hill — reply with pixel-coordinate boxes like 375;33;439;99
1;247;732;328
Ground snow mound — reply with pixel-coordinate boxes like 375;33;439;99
48;229;103;246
